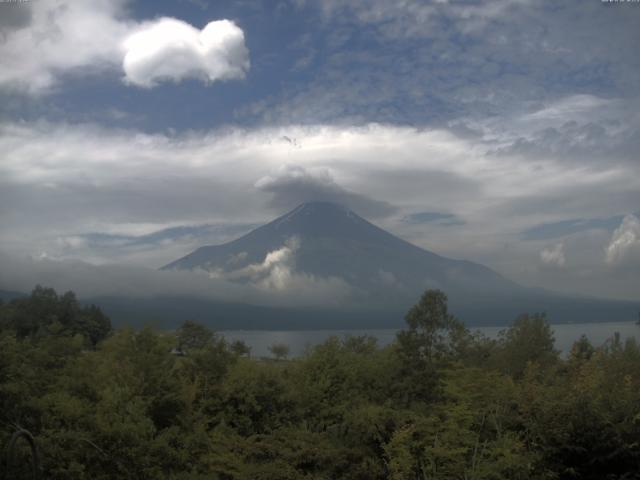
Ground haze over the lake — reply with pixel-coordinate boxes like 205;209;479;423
1;0;639;304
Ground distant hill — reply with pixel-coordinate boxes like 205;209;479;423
90;293;640;331
0;289;27;301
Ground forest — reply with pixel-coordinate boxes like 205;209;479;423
1;286;639;479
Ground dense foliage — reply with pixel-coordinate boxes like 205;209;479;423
1;287;639;479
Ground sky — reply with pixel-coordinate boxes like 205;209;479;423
0;0;639;302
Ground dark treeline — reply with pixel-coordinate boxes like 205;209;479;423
1;287;639;479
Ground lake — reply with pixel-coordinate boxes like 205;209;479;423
220;321;639;358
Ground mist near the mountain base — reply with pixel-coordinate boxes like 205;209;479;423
0;249;360;309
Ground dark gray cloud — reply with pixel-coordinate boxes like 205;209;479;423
0;3;32;33
255;164;398;218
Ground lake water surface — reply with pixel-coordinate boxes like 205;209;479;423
221;321;639;358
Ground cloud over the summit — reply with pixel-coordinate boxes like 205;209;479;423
255;164;397;218
122;18;249;87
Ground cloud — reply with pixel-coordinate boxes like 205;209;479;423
255;164;397;218
214;237;301;285
122;18;249;87
605;214;640;266
0;0;130;93
245;1;640;129
204;236;352;298
0;1;249;93
317;0;528;40
487;96;640;165
0;2;32;32
540;243;566;268
376;269;403;290
0;249;354;309
53;223;257;267
67;224;255;249
403;212;464;226
521;215;630;241
522;95;611;122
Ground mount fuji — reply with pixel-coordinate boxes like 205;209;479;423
163;201;520;300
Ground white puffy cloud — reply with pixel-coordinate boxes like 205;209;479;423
213;237;300;285
205;236;352;300
122;18;249;87
605;215;640;266
0;1;249;93
540;243;566;268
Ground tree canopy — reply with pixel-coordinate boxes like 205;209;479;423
1;287;639;479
